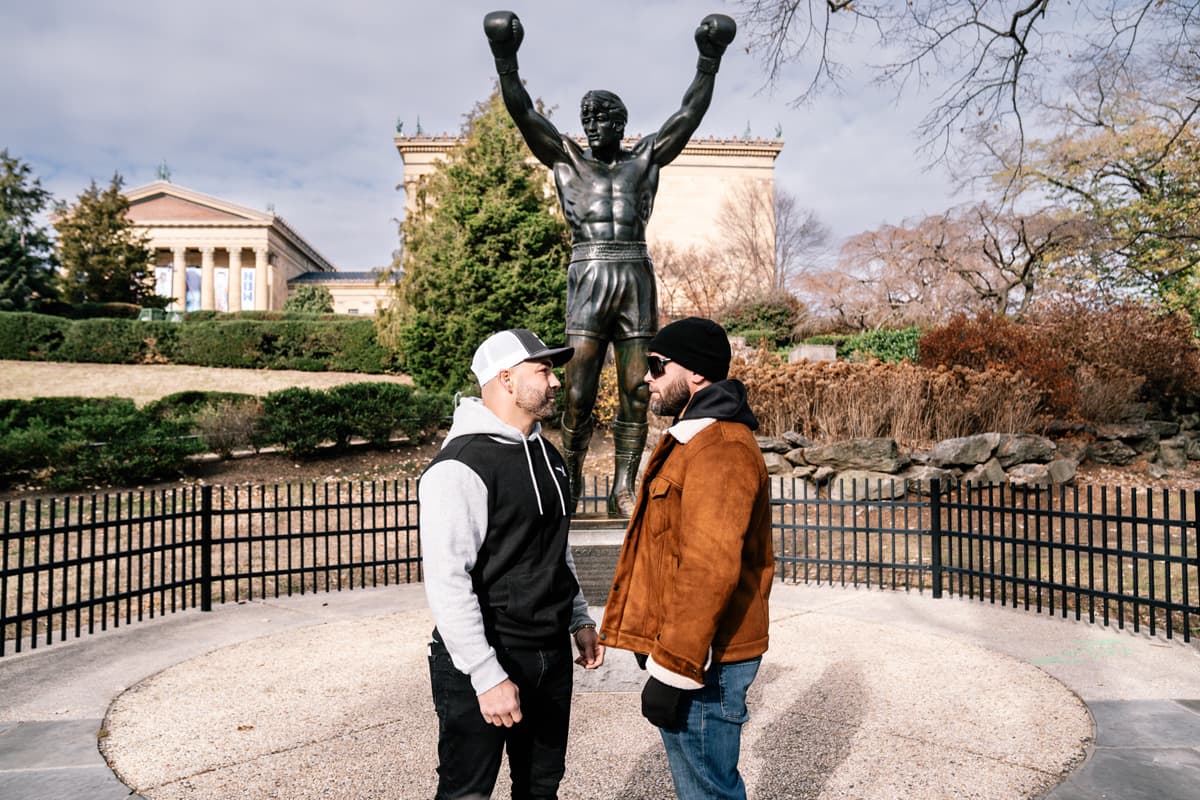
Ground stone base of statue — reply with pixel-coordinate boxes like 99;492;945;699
569;513;628;606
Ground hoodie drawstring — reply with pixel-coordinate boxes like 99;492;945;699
521;437;544;515
537;435;567;515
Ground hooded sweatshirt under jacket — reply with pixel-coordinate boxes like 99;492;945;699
419;397;592;695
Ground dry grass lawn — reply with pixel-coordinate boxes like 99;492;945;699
0;360;411;406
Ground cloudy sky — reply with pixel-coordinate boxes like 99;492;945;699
2;0;963;269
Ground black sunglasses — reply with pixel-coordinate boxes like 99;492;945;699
646;355;673;378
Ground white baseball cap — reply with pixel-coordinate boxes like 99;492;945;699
471;329;574;386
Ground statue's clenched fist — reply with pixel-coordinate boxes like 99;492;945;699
694;13;736;58
484;10;524;58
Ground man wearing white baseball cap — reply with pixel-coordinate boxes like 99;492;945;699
419;328;604;799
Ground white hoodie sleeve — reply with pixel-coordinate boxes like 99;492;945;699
418;459;508;696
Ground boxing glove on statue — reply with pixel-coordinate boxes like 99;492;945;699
695;13;737;74
484;10;524;74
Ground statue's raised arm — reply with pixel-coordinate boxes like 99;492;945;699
484;10;566;168
480;10;737;520
651;14;737;166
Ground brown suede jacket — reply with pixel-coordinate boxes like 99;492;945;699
599;380;774;689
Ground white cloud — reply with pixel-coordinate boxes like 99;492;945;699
1;0;963;268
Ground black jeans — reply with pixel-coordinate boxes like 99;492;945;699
428;637;573;800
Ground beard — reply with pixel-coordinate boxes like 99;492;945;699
649;373;691;418
515;382;558;421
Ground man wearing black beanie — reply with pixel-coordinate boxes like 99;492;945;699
599;317;774;799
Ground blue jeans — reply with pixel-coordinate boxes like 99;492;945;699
659;657;762;800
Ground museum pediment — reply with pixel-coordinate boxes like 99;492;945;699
125;181;272;225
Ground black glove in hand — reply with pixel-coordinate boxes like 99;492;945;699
634;652;648;670
641;677;685;730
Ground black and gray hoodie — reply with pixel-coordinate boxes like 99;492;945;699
419;397;592;695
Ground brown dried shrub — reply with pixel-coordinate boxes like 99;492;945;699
917;303;1200;422
733;355;1041;443
917;312;1077;417
1072;364;1145;424
194;398;265;458
1028;301;1200;402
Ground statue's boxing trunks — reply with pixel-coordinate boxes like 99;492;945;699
564;241;658;341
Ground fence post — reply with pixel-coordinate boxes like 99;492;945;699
930;479;943;599
200;485;213;612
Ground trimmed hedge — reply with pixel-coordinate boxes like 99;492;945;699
258;387;342;456
145;390;258;420
805;327;922;363
326;382;446;447
32;300;145;319
0;396;201;488
0;384;450;487
183;310;349;322
259;383;450;456
0;311;399;373
0;313;69;359
57;318;162;363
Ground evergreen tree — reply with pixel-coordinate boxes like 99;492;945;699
0;150;57;310
54;173;157;305
379;90;570;393
284;285;335;314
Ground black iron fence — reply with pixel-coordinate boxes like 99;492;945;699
3;476;1198;657
773;477;1199;642
1;481;420;656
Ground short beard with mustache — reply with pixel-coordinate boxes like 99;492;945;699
649;374;691;418
515;383;558;421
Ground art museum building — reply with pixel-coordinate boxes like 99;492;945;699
127;133;781;317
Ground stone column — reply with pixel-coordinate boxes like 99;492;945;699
254;247;269;310
171;246;188;311
200;247;215;310
228;247;243;313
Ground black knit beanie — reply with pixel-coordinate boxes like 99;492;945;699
648;317;731;381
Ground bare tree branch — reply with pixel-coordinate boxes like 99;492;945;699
735;0;1199;167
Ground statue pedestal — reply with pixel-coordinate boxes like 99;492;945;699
569;513;627;606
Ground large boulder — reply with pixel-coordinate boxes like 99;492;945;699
1054;438;1090;463
830;470;907;500
756;436;791;454
783;448;808;467
927;433;1001;467
961;458;1007;486
812;466;837;484
1007;463;1052;490
802;438;908;473
1147;420;1181;439
1157;437;1189;470
1094;422;1158;453
1087;439;1138;466
1046;459;1077;484
762;452;792;475
1044;420;1096;438
782;431;816;449
1185;433;1200;461
995;434;1056;468
899;465;959;495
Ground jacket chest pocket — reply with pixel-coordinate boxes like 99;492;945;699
644;476;679;542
